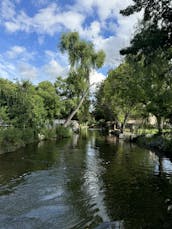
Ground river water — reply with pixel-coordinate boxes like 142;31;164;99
0;130;172;229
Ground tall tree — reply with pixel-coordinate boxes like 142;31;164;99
59;32;105;127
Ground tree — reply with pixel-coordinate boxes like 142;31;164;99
119;1;172;133
131;50;172;133
58;32;105;127
120;0;172;57
94;59;144;133
37;81;61;122
8;80;46;130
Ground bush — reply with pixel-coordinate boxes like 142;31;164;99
41;128;56;140
0;128;24;147
21;128;35;144
56;125;72;138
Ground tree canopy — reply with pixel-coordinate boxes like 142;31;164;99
120;0;172;56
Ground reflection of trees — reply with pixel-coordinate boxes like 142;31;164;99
1;131;172;228
61;132;111;228
149;150;172;177
95;136;172;229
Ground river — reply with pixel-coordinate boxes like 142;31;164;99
0;130;172;229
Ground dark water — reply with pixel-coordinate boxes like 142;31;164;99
0;130;172;229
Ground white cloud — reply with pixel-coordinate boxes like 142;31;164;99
1;0;16;20
18;63;38;80
72;0;142;68
79;21;101;40
42;60;69;81
4;21;20;32
0;49;38;82
6;46;26;58
0;0;143;83
0;54;18;79
45;49;68;68
90;70;106;87
75;0;133;21
43;59;67;79
6;46;35;62
1;3;85;35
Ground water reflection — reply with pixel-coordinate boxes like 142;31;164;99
0;132;172;228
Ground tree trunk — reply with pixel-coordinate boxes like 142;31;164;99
156;116;163;135
120;112;129;133
64;87;90;128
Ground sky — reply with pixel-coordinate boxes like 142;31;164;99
0;0;141;85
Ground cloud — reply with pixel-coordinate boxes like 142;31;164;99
6;46;26;58
90;70;105;84
75;0;133;21
0;47;38;82
0;0;143;84
1;0;16;20
90;70;106;90
1;3;85;35
5;46;35;63
18;63;38;80
0;54;18;80
43;59;68;80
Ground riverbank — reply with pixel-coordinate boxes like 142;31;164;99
0;126;72;154
117;131;172;154
131;133;172;154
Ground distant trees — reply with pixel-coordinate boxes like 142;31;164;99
0;78;62;131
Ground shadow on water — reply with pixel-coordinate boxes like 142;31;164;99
0;130;172;228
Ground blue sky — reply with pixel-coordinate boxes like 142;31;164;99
0;0;141;85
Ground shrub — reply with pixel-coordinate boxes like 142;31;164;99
41;128;56;140
0;128;24;147
21;128;35;144
56;125;72;138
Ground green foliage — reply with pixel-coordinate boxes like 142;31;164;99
118;0;172;134
0;107;9;123
0;128;23;147
0;127;38;152
37;81;61;120
120;0;172;56
56;125;72;138
0;78;63;132
21;128;35;144
41;128;56;140
94;59;144;132
57;32;105;124
94;49;172;134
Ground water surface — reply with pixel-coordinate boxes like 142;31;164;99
0;131;172;228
